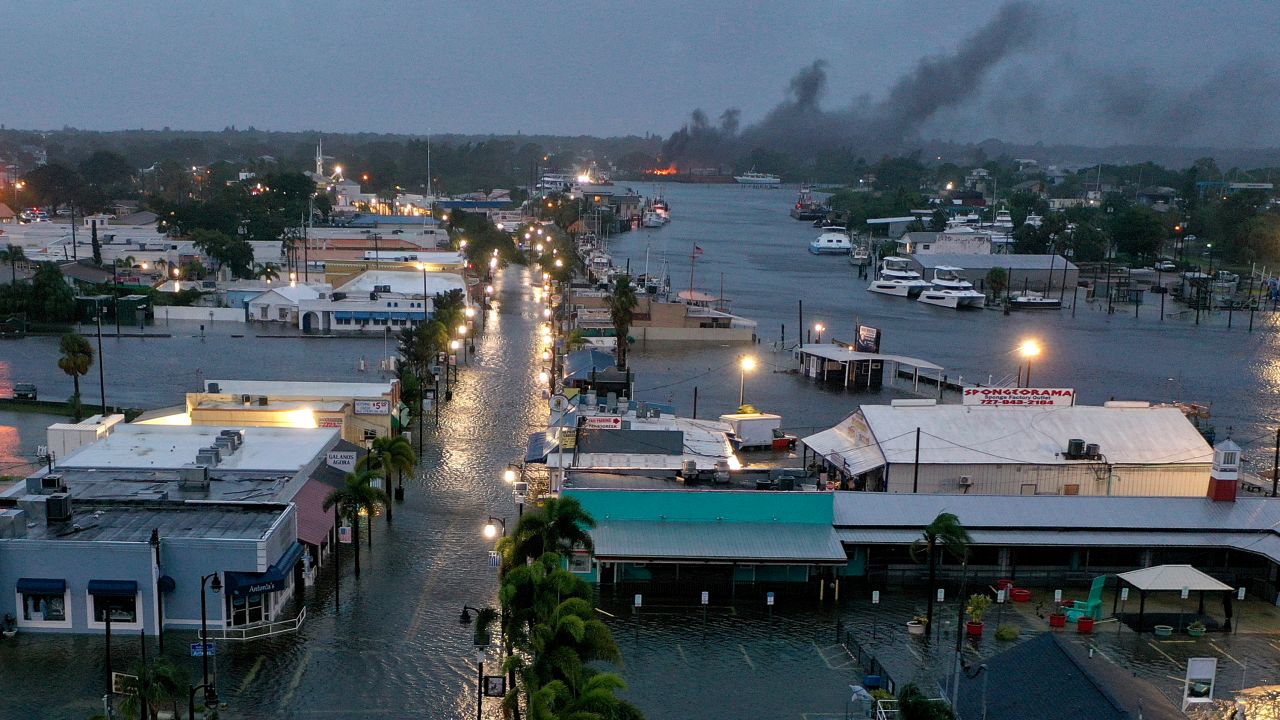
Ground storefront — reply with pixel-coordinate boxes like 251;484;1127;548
222;542;305;628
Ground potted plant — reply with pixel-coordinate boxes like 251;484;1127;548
966;594;992;637
907;615;928;636
1048;606;1067;628
1187;620;1206;638
1077;616;1095;634
1154;624;1174;637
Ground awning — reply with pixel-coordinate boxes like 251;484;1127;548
224;541;305;598
526;431;555;464
88;580;139;598
17;578;66;594
590;520;848;565
293;479;336;547
801;426;885;477
1118;564;1233;593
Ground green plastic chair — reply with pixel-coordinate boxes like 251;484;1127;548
1065;575;1106;622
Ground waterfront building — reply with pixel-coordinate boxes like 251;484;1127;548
802;401;1211;495
247;283;327;323
295;269;466;333
910;253;1078;296
0;422;361;636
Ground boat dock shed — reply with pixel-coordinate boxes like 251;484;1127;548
793;344;944;393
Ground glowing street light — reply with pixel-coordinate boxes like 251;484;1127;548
542;307;551;318
538;370;549;385
465;307;476;319
489;257;498;269
485;285;494;295
535;243;543;253
503;467;518;484
483;516;506;539
450;339;461;351
457;324;468;336
1018;339;1041;387
738;355;757;407
459;239;468;249
554;258;563;268
814;322;825;344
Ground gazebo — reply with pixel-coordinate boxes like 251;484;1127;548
1116;564;1233;632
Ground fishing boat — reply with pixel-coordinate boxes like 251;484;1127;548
917;266;985;309
848;243;870;266
1007;291;1062;310
789;185;827;220
866;257;930;297
809;226;852;255
735;170;781;186
642;210;665;228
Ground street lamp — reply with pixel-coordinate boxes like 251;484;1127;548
483;516;507;539
814;322;825;344
1018;339;1041;387
738;355;757;407
503;466;518;484
199;572;222;707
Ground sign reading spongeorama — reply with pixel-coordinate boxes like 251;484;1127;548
962;387;1076;407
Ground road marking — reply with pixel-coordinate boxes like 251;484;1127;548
676;643;689;664
1208;640;1245;667
238;655;267;694
1146;642;1180;667
1268;640;1280;653
739;644;756;670
279;647;312;710
812;641;855;670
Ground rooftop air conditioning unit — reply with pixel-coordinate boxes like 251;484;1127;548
257;396;269;406
958;475;973;487
180;465;210;490
241;394;252;404
41;474;65;492
46;493;73;524
207;382;220;393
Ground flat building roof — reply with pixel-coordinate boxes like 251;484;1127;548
58;424;338;473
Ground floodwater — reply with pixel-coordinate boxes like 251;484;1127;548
616;183;1280;465
0;183;1276;718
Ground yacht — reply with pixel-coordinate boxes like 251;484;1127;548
642;210;665;228
809;226;852;255
734;170;781;186
917;266;986;309
1008;291;1062;310
848;243;870;266
867;257;931;297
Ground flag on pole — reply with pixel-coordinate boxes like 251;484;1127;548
692;245;704;257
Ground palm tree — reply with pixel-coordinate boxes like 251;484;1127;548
57;333;93;421
322;470;389;577
254;263;280;283
118;657;189;720
0;244;26;284
606;274;637;370
501;496;596;573
911;512;972;634
358;435;416;523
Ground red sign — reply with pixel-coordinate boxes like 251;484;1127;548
583;416;623;429
962;387;1076;407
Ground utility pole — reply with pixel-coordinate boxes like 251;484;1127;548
912;428;921;493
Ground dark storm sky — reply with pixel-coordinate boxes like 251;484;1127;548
6;1;1279;147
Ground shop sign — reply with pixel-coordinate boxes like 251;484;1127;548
327;451;357;472
354;399;391;415
962;387;1076;407
583;416;623;429
318;417;344;429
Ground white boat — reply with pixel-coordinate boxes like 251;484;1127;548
641;210;665;228
1008;291;1062;310
866;257;931;297
848;244;870;266
734;170;781;186
809;226;852;255
917;266;985;309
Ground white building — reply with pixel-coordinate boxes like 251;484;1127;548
295;269;466;333
802;401;1213;496
247;284;329;324
897;229;993;256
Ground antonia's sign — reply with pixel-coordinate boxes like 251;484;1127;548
962;387;1076;407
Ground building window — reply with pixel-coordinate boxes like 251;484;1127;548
92;595;138;624
231;594;266;626
1221;451;1238;466
363;429;378;442
22;592;67;623
569;552;592;573
278;307;289;321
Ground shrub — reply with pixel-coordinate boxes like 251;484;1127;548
995;624;1019;641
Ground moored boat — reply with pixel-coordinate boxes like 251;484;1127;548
917;266;985;309
867;257;931;297
809;226;852;255
1008;291;1062;310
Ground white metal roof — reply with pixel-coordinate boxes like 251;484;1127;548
249;284;325;304
795;344;943;371
207;379;394;399
546;415;738;471
1118;564;1233;592
858;404;1212;466
591;520;848;563
336;269;465;297
58;424;339;472
801;418;886;476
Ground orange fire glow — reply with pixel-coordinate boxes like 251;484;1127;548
647;164;678;176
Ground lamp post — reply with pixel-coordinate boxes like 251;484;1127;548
95;301;107;414
738;356;757;408
1018;339;1041;388
457;324;468;363
504;464;526;517
199;572;222;708
459;606;493;720
418;262;429;327
450;339;461;381
814;322;825;344
483;516;507;539
150;528;164;651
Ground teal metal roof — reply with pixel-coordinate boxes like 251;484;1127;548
590;520;847;564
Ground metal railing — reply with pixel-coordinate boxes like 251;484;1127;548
841;628;898;695
216;606;307;641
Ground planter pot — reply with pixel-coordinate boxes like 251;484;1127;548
1076;618;1095;634
1153;625;1174;637
907;621;926;636
1049;613;1067;628
996;578;1015;590
966;621;985;638
1010;588;1032;603
1188;628;1206;638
